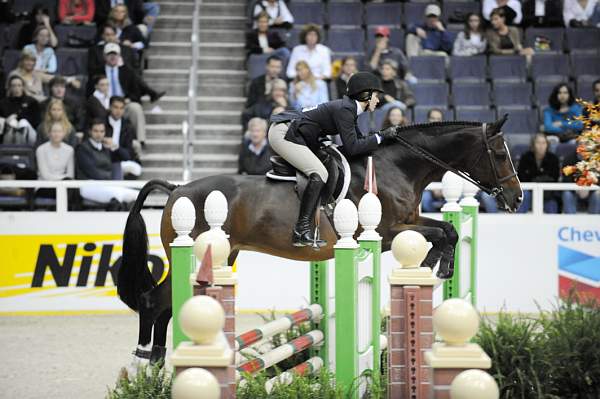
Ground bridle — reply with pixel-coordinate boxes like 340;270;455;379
391;123;517;207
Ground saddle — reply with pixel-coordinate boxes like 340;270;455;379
266;145;351;209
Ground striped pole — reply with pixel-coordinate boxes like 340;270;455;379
235;304;323;351
264;356;323;393
237;330;324;375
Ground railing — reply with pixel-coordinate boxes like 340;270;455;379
182;0;201;182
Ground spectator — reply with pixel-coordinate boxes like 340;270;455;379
517;133;560;213
105;96;142;179
486;8;534;57
36;99;78;147
420;107;447;211
563;0;600;27
242;79;288;130
0;75;39;145
35;121;75;181
24;26;57;74
483;0;523;25
40;76;83;132
58;0;95;24
406;4;454;57
289;61;329;110
381;106;409;130
142;1;160;34
452;13;487;56
109;4;146;51
331;57;358;100
286;24;331;80
95;0;145;26
88;24;139;73
86;75;111;123
368;26;412;82
246;56;283;108
584;79;600;126
377;59;416;113
522;0;564;27
246;11;290;61
18;4;58;49
561;151;600;213
76;119;139;208
238;117;272;175
252;0;294;29
8;50;53;102
543;83;583;142
427;108;444;122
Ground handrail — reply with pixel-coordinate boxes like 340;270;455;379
182;0;201;182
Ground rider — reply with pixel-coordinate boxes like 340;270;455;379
268;71;397;248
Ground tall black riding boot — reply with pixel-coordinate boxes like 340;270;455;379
293;174;327;248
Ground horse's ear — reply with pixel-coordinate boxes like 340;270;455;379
491;114;508;132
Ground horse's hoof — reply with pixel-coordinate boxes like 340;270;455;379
436;268;454;280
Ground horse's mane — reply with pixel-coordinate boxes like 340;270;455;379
396;120;482;135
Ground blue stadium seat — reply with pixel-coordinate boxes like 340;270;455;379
55;25;97;48
247;53;270;80
402;3;427;28
576;76;597;102
412;83;450;107
366;26;405;52
5;21;24;49
489;55;527;82
365;3;402;26
510;143;530;162
449;55;486;82
570;54;600;78
493;82;533;109
566;28;600;54
284;28;302;48
288;2;325;25
413;107;453;123
555;142;578;163
452;82;491;109
327;2;363;26
497;108;539;136
534;80;564;107
56;48;87;76
524;28;565;53
442;2;481;26
327;28;364;54
530;53;569;82
455;108;497;123
409;55;446;82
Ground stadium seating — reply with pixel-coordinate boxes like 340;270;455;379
530;53;570;82
452;82;491;109
442;2;481;26
455;108;497;123
489;55;528;82
327;28;364;54
524;28;565;53
497;108;539;139
412;83;450;107
409;55;446;82
570;54;600;78
449;55;487;82
493;82;533;109
288;2;325;25
413;107;453;123
365;3;402;27
402;3;428;28
327;2;363;26
565;28;600;54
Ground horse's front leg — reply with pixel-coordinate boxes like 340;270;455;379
387;223;446;270
415;216;458;279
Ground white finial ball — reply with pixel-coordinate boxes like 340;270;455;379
450;369;499;399
179;295;225;344
442;172;464;201
462;180;479;198
391;230;429;268
193;231;231;266
171;197;196;232
358;192;382;228
433;299;479;345
172;368;221;399
204;191;228;226
334;199;359;236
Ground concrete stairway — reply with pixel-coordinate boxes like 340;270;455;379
142;0;247;181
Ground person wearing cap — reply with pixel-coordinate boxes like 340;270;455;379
88;24;140;74
406;4;454;57
268;71;397;248
483;0;523;26
368;26;413;83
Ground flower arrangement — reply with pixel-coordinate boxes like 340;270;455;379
562;100;600;186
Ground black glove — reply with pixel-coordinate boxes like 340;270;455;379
377;126;398;140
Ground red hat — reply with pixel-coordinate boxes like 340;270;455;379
374;26;390;37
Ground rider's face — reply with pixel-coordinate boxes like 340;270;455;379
368;93;379;112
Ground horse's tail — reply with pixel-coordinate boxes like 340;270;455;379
118;179;177;312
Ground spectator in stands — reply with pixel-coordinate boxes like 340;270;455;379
246;11;290;61
242;79;288;130
9;50;53;102
522;0;564;27
58;0;95;24
252;0;294;29
109;4;146;51
561;151;600;213
406;4;454;58
427;108;444;122
95;0;145;26
289;61;329;110
246;55;283;108
76;119;139;209
585;79;600;126
18;4;58;49
86;75;111;123
105;96;142;179
331;57;357;100
88;24;139;73
24;26;57;74
377;59;416;113
238;117;272;175
40;76;83;132
368;26;413;83
36;99;78;147
452;13;487;56
517;133;560;213
381;107;408;130
142;1;161;34
35;121;75;181
483;0;523;25
0;76;39;145
420;106;446;211
286;24;331;80
486;8;534;57
543;83;583;142
563;0;600;27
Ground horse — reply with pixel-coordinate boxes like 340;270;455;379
117;117;522;363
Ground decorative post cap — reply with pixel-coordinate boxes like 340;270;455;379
433;298;479;345
172;197;196;245
179;295;225;345
358;192;382;241
450;369;499;399
441;172;463;212
194;231;231;267
204;190;228;237
460;180;480;207
334;199;359;248
172;367;221;399
391;230;429;268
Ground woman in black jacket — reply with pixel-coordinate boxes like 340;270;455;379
245;11;289;61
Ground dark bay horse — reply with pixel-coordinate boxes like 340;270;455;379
117;118;522;362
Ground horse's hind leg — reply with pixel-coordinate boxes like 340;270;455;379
125;308;153;376
150;307;171;364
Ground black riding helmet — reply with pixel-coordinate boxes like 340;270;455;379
346;71;384;102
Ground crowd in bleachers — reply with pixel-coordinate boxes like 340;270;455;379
0;0;164;211
239;0;600;214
